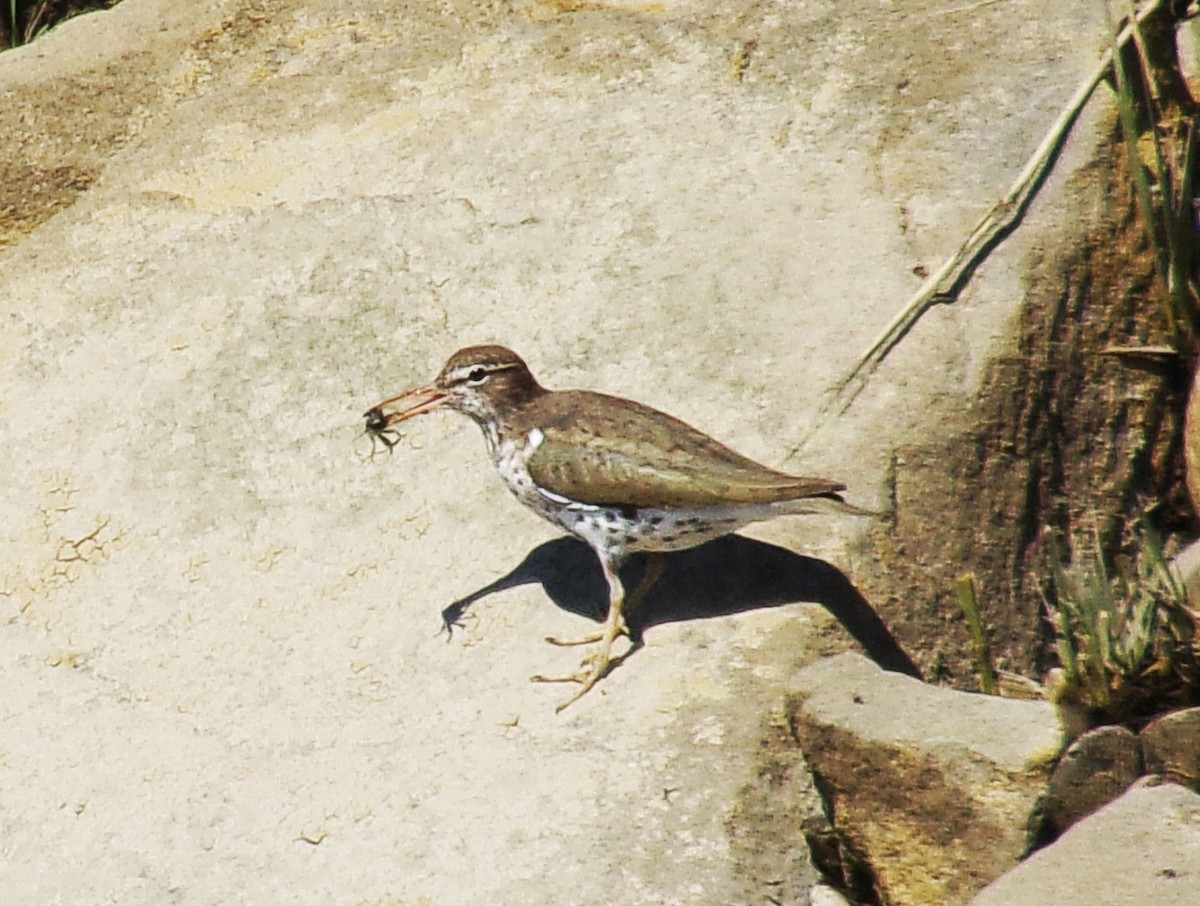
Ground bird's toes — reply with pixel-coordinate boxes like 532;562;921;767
531;625;642;710
553;662;609;712
543;619;629;648
543;631;605;647
529;652;612;690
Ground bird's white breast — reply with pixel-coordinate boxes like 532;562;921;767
492;429;547;511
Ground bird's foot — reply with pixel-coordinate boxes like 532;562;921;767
530;654;618;712
531;632;639;712
543;616;629;648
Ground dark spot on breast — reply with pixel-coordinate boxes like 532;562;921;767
660;534;678;544
649;515;665;526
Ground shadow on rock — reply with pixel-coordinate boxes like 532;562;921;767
442;535;920;679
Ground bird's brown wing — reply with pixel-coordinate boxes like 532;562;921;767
521;390;845;509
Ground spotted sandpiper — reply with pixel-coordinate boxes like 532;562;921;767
365;345;871;711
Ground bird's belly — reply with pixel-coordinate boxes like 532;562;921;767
536;500;749;556
493;450;775;555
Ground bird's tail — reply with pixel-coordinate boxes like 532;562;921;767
780;494;881;518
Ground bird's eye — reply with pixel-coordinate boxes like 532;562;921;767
465;367;489;386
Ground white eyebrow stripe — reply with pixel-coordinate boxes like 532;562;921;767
449;362;520;381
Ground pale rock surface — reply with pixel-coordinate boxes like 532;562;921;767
809;883;853;906
788;653;1064;906
0;1;1110;903
971;780;1200;906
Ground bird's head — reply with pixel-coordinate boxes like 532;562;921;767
364;345;546;438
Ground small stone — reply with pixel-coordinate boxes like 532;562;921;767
1141;706;1200;791
1042;725;1142;835
788;653;1065;905
810;882;855;906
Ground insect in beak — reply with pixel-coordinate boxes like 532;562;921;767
363;406;403;457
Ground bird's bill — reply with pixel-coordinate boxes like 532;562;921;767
364;385;447;429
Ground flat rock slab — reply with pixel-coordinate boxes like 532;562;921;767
0;1;1108;903
789;653;1064;905
971;781;1200;906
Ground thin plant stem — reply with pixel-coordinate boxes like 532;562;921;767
793;0;1169;453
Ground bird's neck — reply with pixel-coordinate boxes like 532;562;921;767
471;381;549;459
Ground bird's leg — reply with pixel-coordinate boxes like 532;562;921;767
544;553;664;647
626;552;665;625
532;555;641;711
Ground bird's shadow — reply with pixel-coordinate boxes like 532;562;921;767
442;535;921;679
